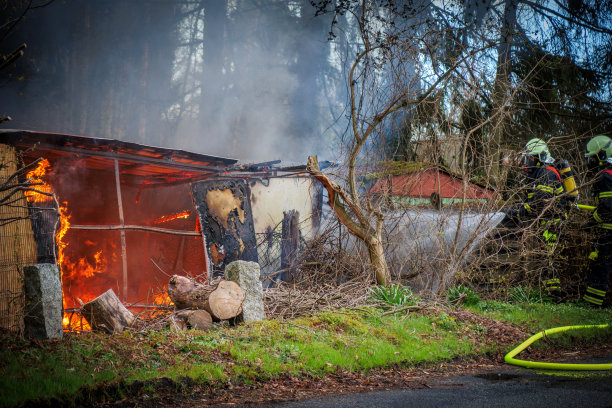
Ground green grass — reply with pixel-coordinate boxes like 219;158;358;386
0;341;117;406
470;300;611;331
0;302;610;407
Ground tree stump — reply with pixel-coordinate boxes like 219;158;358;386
81;289;135;333
167;275;244;321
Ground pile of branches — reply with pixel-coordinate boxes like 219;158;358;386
263;281;372;319
262;219;377;318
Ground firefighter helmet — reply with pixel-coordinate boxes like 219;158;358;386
522;138;553;171
584;135;612;164
524;138;552;162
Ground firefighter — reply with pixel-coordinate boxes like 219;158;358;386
583;134;612;307
507;138;564;298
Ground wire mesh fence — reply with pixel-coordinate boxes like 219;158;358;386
256;216;309;288
1;146;58;333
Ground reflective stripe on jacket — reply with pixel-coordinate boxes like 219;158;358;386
520;166;564;220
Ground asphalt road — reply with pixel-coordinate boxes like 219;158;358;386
261;356;612;408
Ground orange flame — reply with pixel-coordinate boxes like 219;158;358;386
154;210;191;224
152;289;172;305
24;159;53;202
63;312;91;331
56;203;70;263
25;159;170;330
62;250;109;280
54;200;108;330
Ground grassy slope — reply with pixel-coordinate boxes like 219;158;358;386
0;302;610;407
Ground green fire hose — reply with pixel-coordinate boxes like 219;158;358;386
505;324;612;370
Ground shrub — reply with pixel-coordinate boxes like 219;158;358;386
508;286;552;304
370;284;419;307
447;285;481;306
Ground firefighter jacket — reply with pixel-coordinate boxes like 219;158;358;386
592;169;612;229
518;165;564;221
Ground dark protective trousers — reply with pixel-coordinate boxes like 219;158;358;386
585;229;612;306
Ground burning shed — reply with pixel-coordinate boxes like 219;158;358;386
0;130;321;333
368;162;497;208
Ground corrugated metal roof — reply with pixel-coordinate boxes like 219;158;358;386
0;130;238;184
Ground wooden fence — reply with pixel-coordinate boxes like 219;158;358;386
0;144;38;333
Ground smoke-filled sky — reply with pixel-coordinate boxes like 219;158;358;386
0;0;345;163
5;0;605;166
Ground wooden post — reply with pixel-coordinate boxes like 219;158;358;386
200;229;211;282
173;236;186;273
28;200;59;263
114;159;128;302
281;210;300;282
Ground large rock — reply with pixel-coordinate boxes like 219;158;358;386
23;264;63;339
224;261;265;322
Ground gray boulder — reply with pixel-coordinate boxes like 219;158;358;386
224;260;265;322
23;264;63;339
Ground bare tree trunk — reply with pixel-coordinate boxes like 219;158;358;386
490;0;518;188
365;235;390;286
307;156;390;285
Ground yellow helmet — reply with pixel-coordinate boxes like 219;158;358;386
523;138;552;164
585;135;612;163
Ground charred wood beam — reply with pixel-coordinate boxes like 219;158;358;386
69;224;201;236
235;160;281;172
28;200;59;263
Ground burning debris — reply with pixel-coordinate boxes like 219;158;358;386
154;210;192;224
1;130;319;336
24;158;53;202
70;261;263;333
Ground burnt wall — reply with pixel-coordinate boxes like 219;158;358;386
191;179;257;275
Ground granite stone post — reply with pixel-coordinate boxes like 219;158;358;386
224;260;265;322
23;264;63;339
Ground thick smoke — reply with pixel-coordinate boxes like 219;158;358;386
0;1;340;164
175;33;301;162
